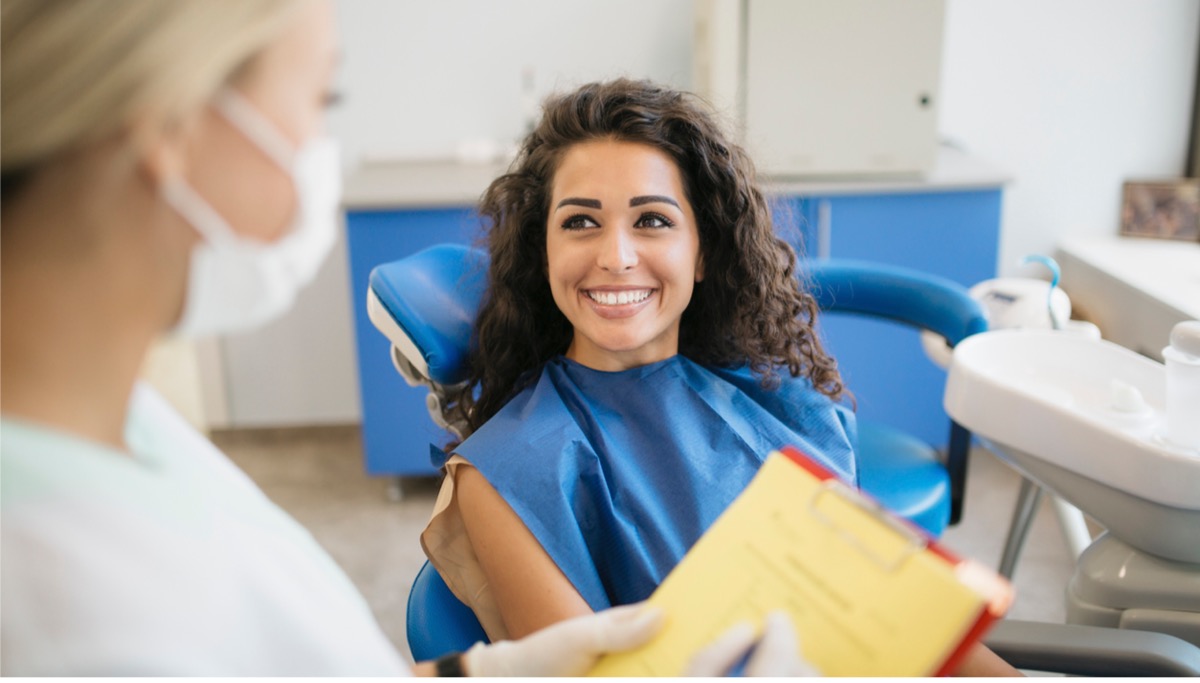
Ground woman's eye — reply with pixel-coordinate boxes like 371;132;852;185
562;214;599;230
635;212;675;229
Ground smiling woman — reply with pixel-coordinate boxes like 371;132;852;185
420;78;857;641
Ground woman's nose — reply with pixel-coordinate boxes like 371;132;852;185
597;227;638;272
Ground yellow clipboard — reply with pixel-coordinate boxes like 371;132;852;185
588;446;1013;677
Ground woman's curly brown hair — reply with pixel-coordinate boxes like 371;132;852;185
451;78;843;435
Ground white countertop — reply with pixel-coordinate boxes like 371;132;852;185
343;146;1010;210
1056;235;1200;321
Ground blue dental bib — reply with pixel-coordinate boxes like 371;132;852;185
444;355;857;610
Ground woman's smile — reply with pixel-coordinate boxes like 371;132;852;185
580;287;656;318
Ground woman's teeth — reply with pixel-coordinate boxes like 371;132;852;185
586;289;651;305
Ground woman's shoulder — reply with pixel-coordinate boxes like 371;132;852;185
696;359;855;431
695;359;825;400
454;360;580;455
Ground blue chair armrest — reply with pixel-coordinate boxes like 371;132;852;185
806;258;987;526
805;258;987;347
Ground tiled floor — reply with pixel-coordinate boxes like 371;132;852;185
214;425;1082;665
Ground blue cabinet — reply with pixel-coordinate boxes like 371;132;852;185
345;207;481;475
346;187;1002;476
781;190;1003;447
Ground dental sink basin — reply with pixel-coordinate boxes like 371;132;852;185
944;329;1200;563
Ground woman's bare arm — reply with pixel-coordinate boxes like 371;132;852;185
455;467;1018;674
456;465;592;639
955;642;1023;676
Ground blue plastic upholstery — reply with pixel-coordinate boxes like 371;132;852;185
805;259;988;346
805;258;987;533
368;244;488;386
856;422;949;535
406;560;488;661
368;247;985;658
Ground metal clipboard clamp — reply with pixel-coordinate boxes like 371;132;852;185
808;478;928;574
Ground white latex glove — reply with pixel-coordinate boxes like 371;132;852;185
685;610;820;677
463;603;664;677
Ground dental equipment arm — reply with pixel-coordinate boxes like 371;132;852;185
985;619;1200;676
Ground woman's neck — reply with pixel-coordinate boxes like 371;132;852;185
1;253;158;450
0;164;176;450
564;338;682;373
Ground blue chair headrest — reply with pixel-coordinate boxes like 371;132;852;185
368;244;490;385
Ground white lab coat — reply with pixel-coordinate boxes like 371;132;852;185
0;383;410;676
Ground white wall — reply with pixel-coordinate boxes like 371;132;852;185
214;0;1199;427
212;229;362;426
939;0;1199;276
329;0;695;168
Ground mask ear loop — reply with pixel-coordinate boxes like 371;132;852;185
1020;254;1062;330
212;89;297;170
162;177;242;247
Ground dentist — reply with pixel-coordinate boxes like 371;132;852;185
0;0;808;676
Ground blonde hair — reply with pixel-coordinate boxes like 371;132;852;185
1;0;309;193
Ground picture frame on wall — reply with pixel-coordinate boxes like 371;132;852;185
1119;179;1200;242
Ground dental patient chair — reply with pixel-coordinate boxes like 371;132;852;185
803;259;987;536
367;244;1200;674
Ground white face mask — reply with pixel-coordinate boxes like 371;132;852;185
163;89;341;337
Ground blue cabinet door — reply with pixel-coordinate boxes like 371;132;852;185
345;208;480;475
780;190;1002;447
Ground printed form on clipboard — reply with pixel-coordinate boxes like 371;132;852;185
588;446;1014;677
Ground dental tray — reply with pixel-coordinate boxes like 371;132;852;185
944;329;1200;563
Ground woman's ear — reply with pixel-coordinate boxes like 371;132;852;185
695;250;706;283
133;109;199;188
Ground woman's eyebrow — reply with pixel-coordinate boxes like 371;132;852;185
630;195;680;208
556;197;602;209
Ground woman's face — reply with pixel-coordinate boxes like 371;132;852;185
182;0;339;243
545;139;703;372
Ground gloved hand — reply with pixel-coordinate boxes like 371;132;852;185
685;610;820;677
463;603;664;677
